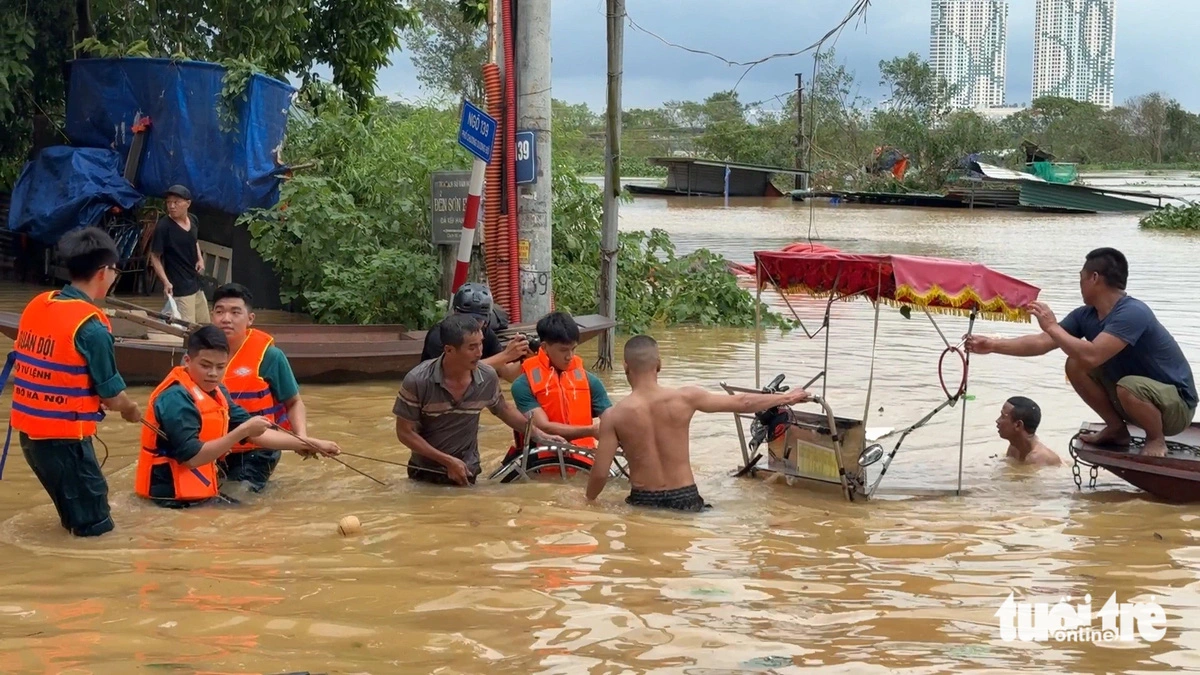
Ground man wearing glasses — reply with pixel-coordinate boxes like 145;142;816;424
149;184;209;323
5;227;142;536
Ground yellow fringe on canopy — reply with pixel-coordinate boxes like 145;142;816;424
774;282;1031;323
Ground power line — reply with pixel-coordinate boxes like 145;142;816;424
623;0;872;92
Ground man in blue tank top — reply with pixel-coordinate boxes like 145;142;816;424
967;247;1196;457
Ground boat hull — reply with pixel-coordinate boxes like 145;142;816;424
1070;421;1200;503
0;311;615;385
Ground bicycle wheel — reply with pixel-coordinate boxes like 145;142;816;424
498;449;615;484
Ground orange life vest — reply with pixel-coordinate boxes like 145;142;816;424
520;349;596;448
223;329;290;452
8;291;111;440
134;367;226;502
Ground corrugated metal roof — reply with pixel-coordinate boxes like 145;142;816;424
1018;181;1157;213
973;162;1046;182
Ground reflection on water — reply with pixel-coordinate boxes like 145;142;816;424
1;172;1200;672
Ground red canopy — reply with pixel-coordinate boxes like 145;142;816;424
754;250;1041;322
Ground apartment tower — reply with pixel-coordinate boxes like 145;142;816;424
929;0;1009;110
1032;0;1116;107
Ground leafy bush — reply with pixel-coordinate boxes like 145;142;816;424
240;91;462;327
1139;204;1200;231
550;163;788;333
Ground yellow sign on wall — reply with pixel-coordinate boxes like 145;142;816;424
518;239;530;265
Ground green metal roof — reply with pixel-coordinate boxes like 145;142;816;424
1017;181;1158;214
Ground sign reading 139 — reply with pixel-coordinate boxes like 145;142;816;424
515;130;536;185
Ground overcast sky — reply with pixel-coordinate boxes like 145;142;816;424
377;0;1199;112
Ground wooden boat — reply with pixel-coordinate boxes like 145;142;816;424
0;308;616;385
1068;422;1200;503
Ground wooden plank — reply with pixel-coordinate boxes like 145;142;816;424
103;308;190;338
199;240;233;285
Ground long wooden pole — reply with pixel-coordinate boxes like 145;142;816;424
596;0;624;369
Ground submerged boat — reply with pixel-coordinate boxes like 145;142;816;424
1068;422;1200;503
0;309;615;385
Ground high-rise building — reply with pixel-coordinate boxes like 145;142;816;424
929;0;1009;110
1032;0;1116;107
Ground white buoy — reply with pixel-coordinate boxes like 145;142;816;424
337;515;361;536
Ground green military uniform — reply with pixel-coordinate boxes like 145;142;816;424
217;345;300;492
149;382;252;508
19;286;125;537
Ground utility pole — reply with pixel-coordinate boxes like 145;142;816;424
795;72;805;191
516;0;553;321
597;0;623;369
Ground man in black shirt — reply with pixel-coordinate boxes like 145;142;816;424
149;184;209;323
421;283;528;382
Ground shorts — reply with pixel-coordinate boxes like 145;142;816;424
219;449;282;492
19;434;114;537
1090;369;1197;437
626;484;712;512
174;289;210;324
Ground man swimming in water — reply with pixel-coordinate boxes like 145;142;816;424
996;396;1061;466
586;335;811;511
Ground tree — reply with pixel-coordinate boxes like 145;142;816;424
405;0;487;102
1125;93;1170;164
878;52;954;124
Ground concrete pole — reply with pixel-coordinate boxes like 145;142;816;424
516;0;553;321
597;0;623;369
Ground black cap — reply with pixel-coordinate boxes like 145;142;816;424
165;184;192;200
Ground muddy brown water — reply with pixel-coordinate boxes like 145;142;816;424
1;172;1200;673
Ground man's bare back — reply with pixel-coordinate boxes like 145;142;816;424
586;335;809;511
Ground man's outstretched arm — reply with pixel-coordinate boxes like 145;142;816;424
683;386;810;414
586;414;620;501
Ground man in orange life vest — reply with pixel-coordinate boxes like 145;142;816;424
506;311;612;461
209;283;305;492
136;325;340;508
2;227;142;537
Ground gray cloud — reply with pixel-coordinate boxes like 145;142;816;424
376;0;1199;111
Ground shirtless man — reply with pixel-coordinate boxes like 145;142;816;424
996;396;1062;466
586;335;811;511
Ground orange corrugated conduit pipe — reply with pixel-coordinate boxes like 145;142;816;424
481;62;510;315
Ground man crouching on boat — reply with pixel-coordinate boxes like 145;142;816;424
968;247;1197;457
585;335;811;511
210;283;306;492
394;314;565;486
996;397;1061;466
135;326;340;508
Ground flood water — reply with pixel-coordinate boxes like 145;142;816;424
2;172;1200;673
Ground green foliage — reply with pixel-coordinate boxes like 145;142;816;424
0;13;36;187
218;58;264;132
239;91;463;326
75;37;151;57
1139;204;1200;231
549;163;789;333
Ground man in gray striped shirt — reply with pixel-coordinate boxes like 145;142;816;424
394;314;563;486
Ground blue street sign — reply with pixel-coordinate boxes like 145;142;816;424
515;130;537;184
458;100;497;164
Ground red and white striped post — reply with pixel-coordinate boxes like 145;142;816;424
451;157;486;292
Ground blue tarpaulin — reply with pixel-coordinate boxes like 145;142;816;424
65;58;295;215
7;146;144;245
